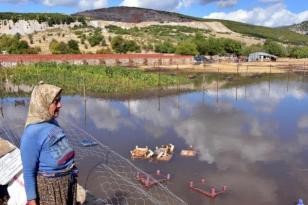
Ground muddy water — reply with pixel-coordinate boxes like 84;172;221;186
1;77;308;205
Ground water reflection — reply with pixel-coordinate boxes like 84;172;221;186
1;78;308;205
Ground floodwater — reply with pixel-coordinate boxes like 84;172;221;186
1;76;308;205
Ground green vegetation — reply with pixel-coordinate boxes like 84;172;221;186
175;40;198;55
241;44;264;56
111;36;140;53
0;34;40;54
87;29;105;47
289;47;308;58
0;63;191;96
206;19;308;46
192;33;241;56
105;25;209;42
0;12;85;26
263;40;287;57
49;39;80;54
154;41;175;53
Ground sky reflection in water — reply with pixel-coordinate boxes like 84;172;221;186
1;79;308;205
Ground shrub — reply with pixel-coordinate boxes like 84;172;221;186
221;38;242;56
175;40;198;55
263;40;287;57
204;37;224;56
289;47;308;58
154;41;175;53
0;34;40;54
49;39;80;54
67;40;80;54
241;44;264;56
88;29;104;47
111;36;140;53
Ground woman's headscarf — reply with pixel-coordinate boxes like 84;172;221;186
25;83;62;127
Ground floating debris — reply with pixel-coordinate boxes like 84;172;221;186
136;170;171;189
180;146;197;157
80;139;98;147
130;146;154;159
189;179;227;199
154;144;174;161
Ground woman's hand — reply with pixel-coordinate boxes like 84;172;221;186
27;200;37;205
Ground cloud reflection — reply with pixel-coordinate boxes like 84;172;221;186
207;81;306;113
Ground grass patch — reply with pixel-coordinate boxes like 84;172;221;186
0;63;191;97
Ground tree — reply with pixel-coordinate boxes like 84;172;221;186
222;38;242;56
241;44;264;56
289;47;308;58
192;32;208;55
0;34;39;54
67;40;80;54
111;36;126;53
263;40;287;57
111;36;141;53
88;29;104;47
175;40;198;55
154;41;175;53
49;39;69;54
205;37;224;56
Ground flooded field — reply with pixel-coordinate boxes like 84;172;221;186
1;75;308;205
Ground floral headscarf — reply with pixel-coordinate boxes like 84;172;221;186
25;83;62;127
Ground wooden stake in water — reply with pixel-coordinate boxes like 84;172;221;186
83;77;86;102
287;69;290;92
216;68;219;104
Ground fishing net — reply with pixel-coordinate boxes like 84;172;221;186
0;103;187;205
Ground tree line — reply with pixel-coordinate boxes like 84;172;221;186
0;13;85;26
1;32;308;58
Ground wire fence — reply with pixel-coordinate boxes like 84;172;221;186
0;104;187;205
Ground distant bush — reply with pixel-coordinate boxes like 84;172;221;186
0;34;40;54
263;40;287;57
154;41;175;53
175;40;198;55
87;29;105;47
111;36;141;53
241;44;264;56
289;47;308;58
221;38;242;56
67;40;80;54
204;37;224;56
192;32;207;55
0;13;86;26
49;39;80;54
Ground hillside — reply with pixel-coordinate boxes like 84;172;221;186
0;7;307;56
73;6;202;23
282;21;308;35
208;19;308;46
74;7;308;46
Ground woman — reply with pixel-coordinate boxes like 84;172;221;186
20;83;77;205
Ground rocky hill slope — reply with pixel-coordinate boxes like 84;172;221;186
73;7;308;46
282;21;308;35
73;6;201;23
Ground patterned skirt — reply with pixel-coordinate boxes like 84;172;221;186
36;174;77;205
